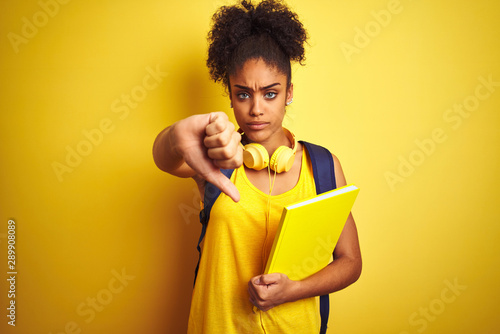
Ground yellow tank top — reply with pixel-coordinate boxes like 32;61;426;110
188;148;320;334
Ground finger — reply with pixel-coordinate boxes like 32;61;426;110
247;284;258;302
205;120;226;137
248;283;264;307
258;273;279;286
213;158;242;170
205;127;239;150
252;276;262;285
204;128;233;148
211;148;243;170
207;145;237;160
208;111;228;124
206;112;231;136
204;170;240;202
207;131;241;155
208;135;243;168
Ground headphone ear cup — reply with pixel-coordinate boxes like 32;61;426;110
270;146;295;173
243;143;269;170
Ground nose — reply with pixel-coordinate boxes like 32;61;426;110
249;97;263;116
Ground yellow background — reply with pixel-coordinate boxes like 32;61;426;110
1;0;499;333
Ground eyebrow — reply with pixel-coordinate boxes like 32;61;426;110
233;83;281;91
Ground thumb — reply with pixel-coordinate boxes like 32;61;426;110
254;274;277;286
204;169;240;203
253;275;263;285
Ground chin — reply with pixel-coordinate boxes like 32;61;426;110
245;128;274;144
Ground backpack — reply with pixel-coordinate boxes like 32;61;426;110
195;141;336;334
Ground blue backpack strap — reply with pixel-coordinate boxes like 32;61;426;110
194;169;234;286
301;141;336;334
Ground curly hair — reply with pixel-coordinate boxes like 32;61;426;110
207;0;308;91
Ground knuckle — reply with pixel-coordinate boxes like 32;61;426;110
203;136;211;147
209;135;222;148
206;148;216;160
234;154;243;167
215;118;228;131
216;111;227;120
215;122;224;132
219;131;231;147
232;131;241;144
221;146;234;159
235;130;241;140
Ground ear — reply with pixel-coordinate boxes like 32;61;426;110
286;83;294;104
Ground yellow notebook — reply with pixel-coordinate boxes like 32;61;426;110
264;184;359;281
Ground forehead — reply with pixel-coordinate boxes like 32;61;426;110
230;58;287;86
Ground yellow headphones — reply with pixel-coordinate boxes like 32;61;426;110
240;128;297;173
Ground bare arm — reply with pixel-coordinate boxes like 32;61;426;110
248;154;362;310
291;153;362;297
152;123;197;177
152;112;243;202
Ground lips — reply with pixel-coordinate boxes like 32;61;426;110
246;122;269;131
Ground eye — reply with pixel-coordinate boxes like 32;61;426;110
237;92;250;99
265;92;277;99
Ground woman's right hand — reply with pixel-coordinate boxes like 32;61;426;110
167;111;243;202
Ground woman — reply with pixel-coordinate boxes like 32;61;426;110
153;1;361;332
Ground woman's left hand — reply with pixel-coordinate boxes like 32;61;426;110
248;273;299;311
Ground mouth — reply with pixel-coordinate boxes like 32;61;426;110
246;122;269;131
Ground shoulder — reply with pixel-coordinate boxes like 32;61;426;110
331;153;347;188
330;152;341;168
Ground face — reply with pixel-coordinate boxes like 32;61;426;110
229;58;293;146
